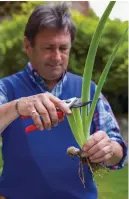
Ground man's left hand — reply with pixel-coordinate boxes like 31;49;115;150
81;131;123;166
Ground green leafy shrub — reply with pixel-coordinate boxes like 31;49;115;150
0;1;44;77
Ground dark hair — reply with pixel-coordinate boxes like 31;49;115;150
24;2;76;45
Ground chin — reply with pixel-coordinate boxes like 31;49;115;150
49;75;62;81
47;71;64;80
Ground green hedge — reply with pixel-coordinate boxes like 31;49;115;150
0;2;128;114
0;2;43;76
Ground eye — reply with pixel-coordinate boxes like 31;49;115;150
44;47;52;50
60;47;69;52
41;46;53;51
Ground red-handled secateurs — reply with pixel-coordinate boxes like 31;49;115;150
21;97;92;133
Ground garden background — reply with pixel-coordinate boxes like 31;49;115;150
0;2;128;199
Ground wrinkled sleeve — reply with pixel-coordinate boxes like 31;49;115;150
93;93;127;170
0;80;8;105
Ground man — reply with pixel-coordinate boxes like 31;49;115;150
0;2;127;199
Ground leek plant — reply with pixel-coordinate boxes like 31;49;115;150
67;1;127;148
67;1;128;181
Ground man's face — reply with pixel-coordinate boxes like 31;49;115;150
24;28;71;81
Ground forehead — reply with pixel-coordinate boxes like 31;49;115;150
35;28;71;45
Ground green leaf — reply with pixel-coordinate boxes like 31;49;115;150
86;27;128;130
81;1;116;140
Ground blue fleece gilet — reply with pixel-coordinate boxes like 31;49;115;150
0;69;97;199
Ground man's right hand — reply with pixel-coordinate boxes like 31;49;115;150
17;92;72;131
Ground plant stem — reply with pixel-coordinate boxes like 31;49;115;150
67;112;82;148
72;108;85;146
81;1;116;140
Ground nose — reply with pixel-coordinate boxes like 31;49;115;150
52;49;62;62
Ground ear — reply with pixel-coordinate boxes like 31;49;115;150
24;36;32;55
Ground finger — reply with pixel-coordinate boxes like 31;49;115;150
41;98;59;127
82;131;106;152
89;145;113;162
34;101;51;130
46;93;72;115
31;110;44;131
84;137;111;157
89;152;113;163
27;102;43;130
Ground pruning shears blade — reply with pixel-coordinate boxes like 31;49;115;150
70;98;92;108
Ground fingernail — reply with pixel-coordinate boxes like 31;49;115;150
82;147;87;151
67;110;72;115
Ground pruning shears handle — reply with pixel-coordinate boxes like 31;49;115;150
21;111;64;120
21;97;92;133
21;111;64;133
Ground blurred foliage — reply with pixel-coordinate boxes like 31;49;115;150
88;8;99;20
0;1;23;17
0;1;43;76
0;2;128;114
